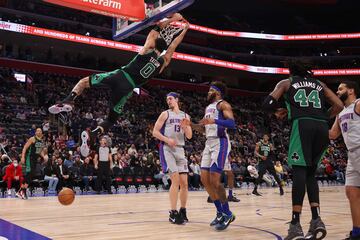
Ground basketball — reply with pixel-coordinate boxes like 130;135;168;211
58;188;75;206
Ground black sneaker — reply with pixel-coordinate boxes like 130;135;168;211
179;208;188;222
344;231;360;240
280;187;284;196
169;210;184;225
304;217;326;240
22;189;28;200
207;196;214;203
252;189;262;196
228;195;240;202
284;222;305;240
214;212;236;231
210;211;223;226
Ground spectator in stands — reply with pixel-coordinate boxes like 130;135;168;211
80;156;96;191
16;110;26;120
55;157;72;191
128;144;137;157
274;160;285;181
153;159;170;189
63;153;74;169
188;156;201;189
2;159;23;196
1;154;11;170
44;156;59;194
42;120;50;134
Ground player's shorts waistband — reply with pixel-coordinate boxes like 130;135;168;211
292;117;328;123
206;136;228;140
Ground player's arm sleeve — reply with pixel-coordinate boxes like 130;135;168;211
216;101;235;129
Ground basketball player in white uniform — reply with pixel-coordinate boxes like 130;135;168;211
329;81;360;240
153;92;192;224
183;81;236;231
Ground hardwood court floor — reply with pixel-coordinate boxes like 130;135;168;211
0;186;351;240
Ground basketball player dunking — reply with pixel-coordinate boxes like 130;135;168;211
153;92;192;224
264;60;343;240
183;81;236;231
49;14;189;157
329;81;360;240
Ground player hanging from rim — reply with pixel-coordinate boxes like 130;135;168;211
264;59;343;240
183;81;236;231
49;13;189;157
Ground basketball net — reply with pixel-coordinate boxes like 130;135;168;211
159;23;184;46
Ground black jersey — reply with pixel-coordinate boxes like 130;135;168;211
285;76;328;121
122;50;165;86
26;136;43;160
258;140;271;158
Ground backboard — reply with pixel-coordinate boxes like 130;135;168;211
113;0;194;41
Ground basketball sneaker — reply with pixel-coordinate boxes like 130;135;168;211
48;102;73;114
179;208;188;222
15;190;22;198
228;194;240;202
214;212;236;231
80;130;90;157
284;222;305;240
343;231;360;240
280;187;284;196
210;211;223;226
252;189;262;196
169;210;184;225
304;217;326;240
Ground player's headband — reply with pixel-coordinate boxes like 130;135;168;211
166;92;179;99
210;85;222;96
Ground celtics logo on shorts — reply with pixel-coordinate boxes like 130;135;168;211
291;152;300;162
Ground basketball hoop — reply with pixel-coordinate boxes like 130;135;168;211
159;23;184;45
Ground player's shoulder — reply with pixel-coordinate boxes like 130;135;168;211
160;110;170;117
218;100;232;108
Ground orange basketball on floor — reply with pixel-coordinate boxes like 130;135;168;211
58;187;75;206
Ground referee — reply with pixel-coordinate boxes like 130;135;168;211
94;137;113;194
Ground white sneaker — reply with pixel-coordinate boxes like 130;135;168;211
80;131;90;157
48;103;73;114
7;189;11;196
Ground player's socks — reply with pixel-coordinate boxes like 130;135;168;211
213;200;223;213
311;206;319;220
221;201;232;216
352;227;360;237
62;92;77;103
228;189;233;197
291;211;300;224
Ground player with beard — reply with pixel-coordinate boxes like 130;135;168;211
153;92;192;224
329;81;360;240
183;81;236;231
263;59;343;240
